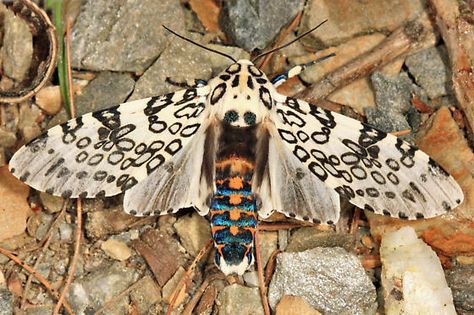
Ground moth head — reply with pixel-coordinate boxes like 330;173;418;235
209;59;275;127
215;243;254;275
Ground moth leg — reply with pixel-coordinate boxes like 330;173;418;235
270;52;336;87
165;77;208;88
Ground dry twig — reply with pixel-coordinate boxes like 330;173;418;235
166;239;213;315
297;17;436;103
0;247;75;314
255;230;271;315
20;201;68;309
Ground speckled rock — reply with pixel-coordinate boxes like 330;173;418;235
405;46;451;99
220;0;304;51
268;247;377;314
75;72;135;116
285;227;353;252
67;262;140;313
129;275;161;314
365;72;417;136
129;32;212;101
70;0;185;72
217;283;264;315
0;288;13;315
446;264;474;313
174;212;211;257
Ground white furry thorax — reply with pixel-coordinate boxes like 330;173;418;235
208;59;277;128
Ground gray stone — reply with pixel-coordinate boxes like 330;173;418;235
67;262;139;313
0;288;13;315
446;264;474;312
268;247;377;314
365;72;417;138
70;0;185;72
217;283;264;315
129;33;212;101
405;46;451;99
0;3;33;81
75;72;135;116
220;0;304;51
285;228;353;252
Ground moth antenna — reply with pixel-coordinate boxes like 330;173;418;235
252;19;328;64
162;25;237;63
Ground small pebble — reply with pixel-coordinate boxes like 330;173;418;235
101;239;132;261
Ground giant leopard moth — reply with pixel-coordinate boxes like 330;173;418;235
9;27;464;275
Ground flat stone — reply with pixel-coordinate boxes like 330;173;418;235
220;0;304;51
71;0;184;72
18;103;42;143
0;3;33;81
365;72;416;135
101;239;132;261
268;247;377;314
129;275;161;314
85;207;155;239
405;46;451;99
67;262;139;313
162;266;186;305
256;231;278;268
446;265;474;312
39;192;64;214
276;295;322;315
129;32;212;101
70;0;185;72
285;227;353;252
217;283;264;315
75;72;135;116
174;212;211;257
301;0;426;46
380;226;456;314
0;166;30;242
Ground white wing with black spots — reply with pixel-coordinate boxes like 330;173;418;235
9;87;211;199
271;96;464;220
257;122;340;225
123;122;211;216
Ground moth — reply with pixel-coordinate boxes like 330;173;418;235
9;27;464;276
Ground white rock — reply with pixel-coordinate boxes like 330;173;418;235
380;226;456;315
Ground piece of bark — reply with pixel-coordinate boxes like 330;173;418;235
297;16;437;103
428;0;474;132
